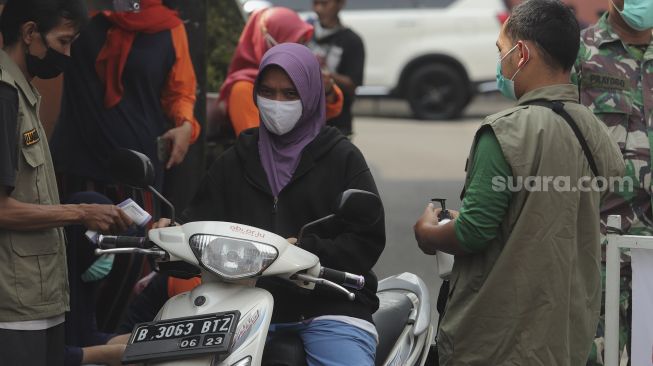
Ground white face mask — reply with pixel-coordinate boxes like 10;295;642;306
257;96;303;135
313;20;341;41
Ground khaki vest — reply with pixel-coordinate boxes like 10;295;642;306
0;50;69;321
438;85;625;365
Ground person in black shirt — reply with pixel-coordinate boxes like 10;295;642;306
0;84;18;191
308;0;365;137
50;0;201;333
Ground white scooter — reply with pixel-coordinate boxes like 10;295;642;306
98;149;435;366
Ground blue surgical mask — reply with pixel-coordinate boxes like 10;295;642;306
611;0;653;31
81;254;115;282
496;44;528;100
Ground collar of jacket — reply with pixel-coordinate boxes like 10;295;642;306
517;84;580;105
593;12;623;47
236;126;346;195
0;49;40;107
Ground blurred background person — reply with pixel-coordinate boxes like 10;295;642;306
308;0;364;138
573;0;653;364
62;192;132;366
49;0;201;332
214;6;343;138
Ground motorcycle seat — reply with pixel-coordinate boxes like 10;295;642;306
373;291;414;365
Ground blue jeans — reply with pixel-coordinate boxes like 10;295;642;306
268;319;376;366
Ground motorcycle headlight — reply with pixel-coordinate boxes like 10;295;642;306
189;234;278;280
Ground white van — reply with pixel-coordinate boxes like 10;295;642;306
239;0;510;120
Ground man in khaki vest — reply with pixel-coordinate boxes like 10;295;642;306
414;0;626;364
0;1;132;364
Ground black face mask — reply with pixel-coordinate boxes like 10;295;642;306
26;35;71;79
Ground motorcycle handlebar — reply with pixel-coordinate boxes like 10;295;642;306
319;267;365;290
98;235;147;249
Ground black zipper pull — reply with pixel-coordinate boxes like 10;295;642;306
272;196;278;214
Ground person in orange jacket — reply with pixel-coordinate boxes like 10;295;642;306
50;0;201;333
216;7;343;137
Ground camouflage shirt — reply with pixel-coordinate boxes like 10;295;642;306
573;13;653;234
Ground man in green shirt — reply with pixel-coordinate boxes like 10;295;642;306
414;1;625;364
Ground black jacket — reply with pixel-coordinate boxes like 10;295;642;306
182;126;385;323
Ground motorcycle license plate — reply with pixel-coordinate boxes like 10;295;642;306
122;311;240;363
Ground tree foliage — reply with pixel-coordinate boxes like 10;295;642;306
207;0;244;92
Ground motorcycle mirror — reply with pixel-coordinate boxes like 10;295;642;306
109;148;155;189
335;189;383;227
108;148;175;225
297;189;382;244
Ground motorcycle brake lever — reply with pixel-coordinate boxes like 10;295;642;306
292;273;356;301
95;247;167;258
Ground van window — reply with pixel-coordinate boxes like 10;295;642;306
268;0;419;12
415;0;457;8
269;0;311;12
346;0;417;10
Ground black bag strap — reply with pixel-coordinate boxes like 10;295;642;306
522;99;601;180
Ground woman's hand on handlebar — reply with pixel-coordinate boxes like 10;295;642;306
152;218;172;229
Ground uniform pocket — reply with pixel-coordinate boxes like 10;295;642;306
21;142;45;167
9;230;61;306
582;88;632;124
582;88;635;163
19;144;51;204
10;228;59;256
579;65;633;130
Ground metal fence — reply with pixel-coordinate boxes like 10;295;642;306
605;215;653;366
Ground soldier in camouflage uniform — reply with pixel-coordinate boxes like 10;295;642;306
572;0;653;364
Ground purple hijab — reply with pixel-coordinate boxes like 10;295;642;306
255;43;326;196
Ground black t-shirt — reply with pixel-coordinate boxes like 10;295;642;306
50;14;176;189
0;82;18;194
308;22;365;136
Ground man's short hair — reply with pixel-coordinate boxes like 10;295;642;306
504;0;580;71
0;0;88;46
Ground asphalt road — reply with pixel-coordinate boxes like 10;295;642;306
351;93;513;325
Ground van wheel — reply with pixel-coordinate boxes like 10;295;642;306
406;64;469;120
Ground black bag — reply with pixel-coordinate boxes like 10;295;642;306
206;98;236;143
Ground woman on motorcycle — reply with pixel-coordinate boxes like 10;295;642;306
212;6;343;137
175;43;385;365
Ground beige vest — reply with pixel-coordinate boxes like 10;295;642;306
0;50;69;321
438;85;625;365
